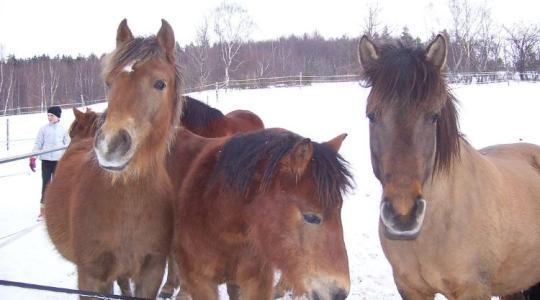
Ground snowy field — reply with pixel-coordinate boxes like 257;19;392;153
0;81;539;299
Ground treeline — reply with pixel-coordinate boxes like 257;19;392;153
1;25;540;115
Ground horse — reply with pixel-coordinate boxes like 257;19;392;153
44;19;183;299
66;101;265;298
181;95;264;137
160;96;265;299
167;128;352;300
358;34;540;299
68;108;103;141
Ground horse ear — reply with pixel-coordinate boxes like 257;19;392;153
325;133;347;152
283;138;313;178
116;19;134;47
426;34;447;70
73;107;84;120
358;35;379;69
157;19;176;61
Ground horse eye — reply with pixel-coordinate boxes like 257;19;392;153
431;113;440;124
367;112;376;123
303;213;322;225
154;80;166;90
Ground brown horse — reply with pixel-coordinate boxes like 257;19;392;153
168;128;352;300
358;34;540;299
181;95;264;137
160;96;264;299
66;99;265;298
44;19;183;298
68;108;104;141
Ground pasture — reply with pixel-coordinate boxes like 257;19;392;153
0;81;539;299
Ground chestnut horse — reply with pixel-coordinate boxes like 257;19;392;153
358;34;540;299
181;95;264;137
168;128;352;300
44;19;183;298
66;102;265;297
68;108;104;142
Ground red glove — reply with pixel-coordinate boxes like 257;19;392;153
29;157;36;172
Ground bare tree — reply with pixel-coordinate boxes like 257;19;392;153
504;23;540;79
188;17;212;89
474;4;501;72
362;2;380;38
212;1;254;87
448;0;483;72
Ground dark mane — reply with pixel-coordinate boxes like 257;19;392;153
214;130;353;208
362;41;461;173
181;96;225;130
102;36;183;133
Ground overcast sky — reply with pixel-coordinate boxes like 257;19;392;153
0;0;538;59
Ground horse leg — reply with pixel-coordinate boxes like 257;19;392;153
181;276;218;300
226;283;240;300
454;283;491;300
500;293;527;300
77;269;114;300
273;275;291;298
159;256;181;299
133;254;167;298
117;276;132;296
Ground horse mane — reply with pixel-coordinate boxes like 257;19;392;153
101;36;183;137
362;41;461;173
181;96;225;130
214;130;353;208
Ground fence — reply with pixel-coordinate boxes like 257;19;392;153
2;71;539;118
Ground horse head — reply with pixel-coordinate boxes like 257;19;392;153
359;34;460;240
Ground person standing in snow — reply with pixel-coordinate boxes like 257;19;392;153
29;106;69;216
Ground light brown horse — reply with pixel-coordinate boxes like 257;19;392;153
358;34;540;299
44;19;183;299
168;128;352;300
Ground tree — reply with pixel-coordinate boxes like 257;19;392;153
188;17;212;89
504;23;540;78
362;2;381;38
212;1;254;87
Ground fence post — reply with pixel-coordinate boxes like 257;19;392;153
299;72;303;87
215;82;219;102
6;118;9;151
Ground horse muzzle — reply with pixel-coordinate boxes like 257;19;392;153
380;197;427;240
306;277;350;300
94;128;134;172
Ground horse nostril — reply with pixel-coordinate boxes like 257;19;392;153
333;289;348;300
116;129;132;154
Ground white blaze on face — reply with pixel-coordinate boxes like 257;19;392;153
122;61;137;73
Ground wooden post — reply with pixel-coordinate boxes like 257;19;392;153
6;118;9;151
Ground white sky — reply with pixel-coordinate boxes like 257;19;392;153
0;0;538;59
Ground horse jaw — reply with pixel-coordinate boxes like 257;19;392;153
380;198;427;240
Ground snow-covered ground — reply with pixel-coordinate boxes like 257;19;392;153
0;81;539;299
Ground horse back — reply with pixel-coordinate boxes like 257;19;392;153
478;142;540;293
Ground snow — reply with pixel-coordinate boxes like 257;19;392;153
1;81;539;299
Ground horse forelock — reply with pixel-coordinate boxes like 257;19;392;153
101;36;184;133
362;41;461;174
213;130;353;208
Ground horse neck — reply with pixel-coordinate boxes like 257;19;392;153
425;137;499;212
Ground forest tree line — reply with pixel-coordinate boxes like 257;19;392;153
1;0;540;115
